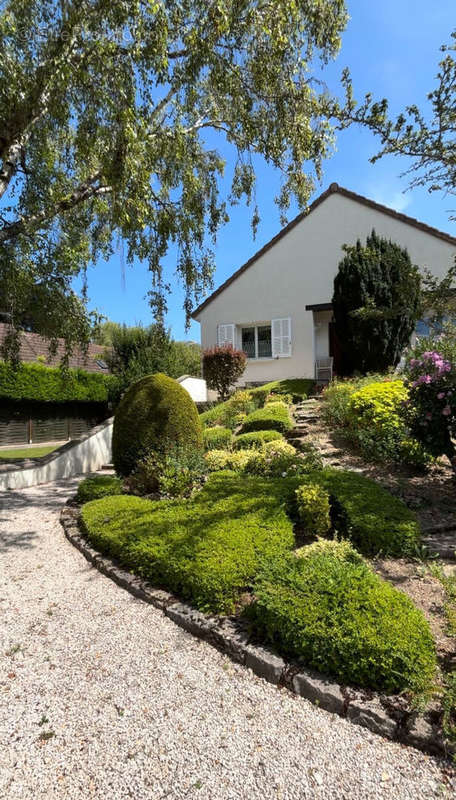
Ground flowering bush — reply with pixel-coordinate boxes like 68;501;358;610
405;350;456;471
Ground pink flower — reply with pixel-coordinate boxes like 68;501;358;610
437;392;446;400
425;412;433;420
442;406;451;416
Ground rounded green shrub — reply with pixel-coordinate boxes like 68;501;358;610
295;483;331;536
248;546;436;693
76;474;123;504
203;426;232;451
240;401;292;434
112;373;203;477
233;430;283;450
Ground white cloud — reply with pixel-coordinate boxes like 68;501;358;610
370;188;412;214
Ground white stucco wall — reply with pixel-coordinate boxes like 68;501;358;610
195;190;456;383
177;375;207;402
0;419;113;490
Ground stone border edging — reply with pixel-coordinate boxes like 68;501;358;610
60;506;451;760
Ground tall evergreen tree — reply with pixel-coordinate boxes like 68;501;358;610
332;230;421;375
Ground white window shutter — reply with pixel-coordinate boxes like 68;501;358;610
217;323;235;348
272;318;292;357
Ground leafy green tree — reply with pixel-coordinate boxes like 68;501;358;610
332;230;421;375
337;31;456;210
0;0;348;358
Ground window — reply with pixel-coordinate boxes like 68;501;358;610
241;325;272;359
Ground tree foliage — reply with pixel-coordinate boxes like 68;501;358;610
203;344;246;400
337;31;456;210
0;0;348;357
332;230;421;375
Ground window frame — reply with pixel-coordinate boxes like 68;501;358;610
240;323;273;360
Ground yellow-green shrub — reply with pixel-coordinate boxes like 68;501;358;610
295;483;331;535
203;426;232;451
233;430;284;450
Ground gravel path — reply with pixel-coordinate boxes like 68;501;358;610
1;479;455;800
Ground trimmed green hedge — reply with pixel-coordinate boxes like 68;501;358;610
81;472;294;613
76;475;123;504
0;361;115;404
203;426;232;451
301;468;420;557
248;544;436;693
112;373;203;477
233;430;284;450
240;402;292;434
250;379;315;403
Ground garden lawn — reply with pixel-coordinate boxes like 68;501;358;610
0;445;59;459
81;471;295;613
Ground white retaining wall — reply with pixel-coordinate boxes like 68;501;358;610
0;418;113;490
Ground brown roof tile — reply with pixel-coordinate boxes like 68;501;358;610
0;323;110;373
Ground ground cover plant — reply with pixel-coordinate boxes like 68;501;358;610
233;430;284;449
76;475;123;504
248;541;436;693
199;390;258;429
81;471;295;614
240;401;292;434
300;468;421;557
205;439;321;478
203;426;233;451
249;379;315;404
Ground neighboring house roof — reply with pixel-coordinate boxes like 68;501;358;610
192;182;456;318
0;323;110;373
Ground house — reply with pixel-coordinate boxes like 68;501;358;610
192;183;456;384
0;322;110;373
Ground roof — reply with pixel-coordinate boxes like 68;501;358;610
0;323;110;373
192;183;456;318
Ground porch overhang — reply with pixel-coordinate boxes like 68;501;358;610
305;302;333;312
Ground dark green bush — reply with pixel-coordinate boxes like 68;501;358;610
248;545;436;693
233;430;284;450
301;468;420;557
112;373;203;477
0;360;115;403
76;475;123;504
81;471;294;613
203;426;232;451
240;401;292;434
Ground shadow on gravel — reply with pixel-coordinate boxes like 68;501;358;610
0;529;38;551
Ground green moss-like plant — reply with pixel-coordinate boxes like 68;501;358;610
81;471;294;613
112;373;203;477
302;468;421;557
240;401;292;434
76;475;123;504
233;430;284;450
248;545;436;693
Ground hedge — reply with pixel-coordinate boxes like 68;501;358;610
249;379;315;404
301;468;421;557
233;430;284;450
81;471;294;613
76;475;123;504
240;401;292;434
0;361;115;404
248;544;436;694
203;426;232;451
112;373;203;477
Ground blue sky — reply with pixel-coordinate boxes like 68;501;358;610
80;1;455;342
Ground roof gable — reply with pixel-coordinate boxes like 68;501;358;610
192;183;456;318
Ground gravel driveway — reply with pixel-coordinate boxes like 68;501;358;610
1;479;455;800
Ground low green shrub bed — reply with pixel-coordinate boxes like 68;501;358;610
248;542;436;694
76;474;123;504
199;390;258;429
233;430;284;450
250;379;315;404
81;472;295;614
205;439;321;478
203;426;232;451
301;468;420;557
240;401;292;434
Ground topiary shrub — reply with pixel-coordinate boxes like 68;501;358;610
301;468;421;557
240;401;292;434
247;545;436;693
295;483;331;536
112;373;203;477
249;379;315;404
203;426;232;451
76;474;123;504
233;430;284;450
